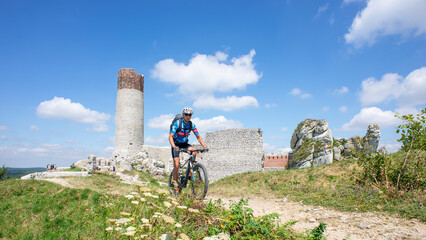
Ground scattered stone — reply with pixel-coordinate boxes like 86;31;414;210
164;201;172;208
177;206;188;210
175;223;182;228
105;227;113;231
131;200;139;205
357;222;370;229
141;218;149;224
140;187;151;192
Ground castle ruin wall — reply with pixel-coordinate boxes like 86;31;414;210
202;128;264;182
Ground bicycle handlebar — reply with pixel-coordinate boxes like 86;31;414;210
177;148;209;153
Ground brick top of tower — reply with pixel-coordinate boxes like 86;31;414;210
118;68;144;92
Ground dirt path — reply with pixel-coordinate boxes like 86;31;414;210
208;195;426;240
42;176;425;240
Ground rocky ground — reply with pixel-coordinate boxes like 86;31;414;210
208;195;426;240
43;175;426;240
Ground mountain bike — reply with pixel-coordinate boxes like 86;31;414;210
168;148;209;199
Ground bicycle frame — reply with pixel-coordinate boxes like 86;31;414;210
178;155;196;188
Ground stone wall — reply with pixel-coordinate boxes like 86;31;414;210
202;128;264;182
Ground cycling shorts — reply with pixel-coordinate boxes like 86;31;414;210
171;141;192;159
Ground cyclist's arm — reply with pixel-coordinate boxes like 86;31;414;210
169;133;176;148
196;134;207;148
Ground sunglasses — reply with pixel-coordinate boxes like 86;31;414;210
184;113;192;116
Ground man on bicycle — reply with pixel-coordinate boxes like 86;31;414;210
169;107;207;191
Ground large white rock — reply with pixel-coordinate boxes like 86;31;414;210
289;119;333;169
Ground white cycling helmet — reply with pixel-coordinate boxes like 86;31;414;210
182;107;193;115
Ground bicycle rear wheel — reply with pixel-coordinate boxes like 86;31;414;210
190;163;208;199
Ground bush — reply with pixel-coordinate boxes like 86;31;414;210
0;165;7;181
356;108;426;193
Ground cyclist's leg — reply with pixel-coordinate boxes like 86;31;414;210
172;157;180;184
171;146;181;189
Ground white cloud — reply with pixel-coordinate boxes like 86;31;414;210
193;95;259;111
145;133;170;146
399;67;426;107
315;4;329;19
333;86;349;95
265;103;277;108
29;125;40;131
104;146;114;153
340;107;400;131
0;125;9;131
322;106;330;112
263;143;292;153
380;142;401;153
359;66;426;107
343;0;365;4
345;0;426;48
290;88;312;99
37;97;111;132
359;73;402;105
151;50;261;111
281;127;288;131
194;116;243;132
147;114;175;130
0;135;7;140
339;106;348;113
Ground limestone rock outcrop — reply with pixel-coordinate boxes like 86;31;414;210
289;119;333;169
364;124;380;153
333;124;380;159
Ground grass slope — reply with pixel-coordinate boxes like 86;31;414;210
210;157;425;221
0;172;324;240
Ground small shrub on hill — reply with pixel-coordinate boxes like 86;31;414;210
0;166;7;181
356;108;426;193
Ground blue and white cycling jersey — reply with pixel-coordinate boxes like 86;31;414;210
170;119;199;143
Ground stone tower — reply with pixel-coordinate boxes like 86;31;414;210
113;68;144;162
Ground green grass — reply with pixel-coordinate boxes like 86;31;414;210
210;157;425;222
0;172;324;240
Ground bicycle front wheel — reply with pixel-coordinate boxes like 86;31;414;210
190;163;208;199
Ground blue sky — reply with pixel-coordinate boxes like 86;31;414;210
1;0;425;167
